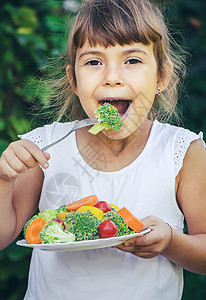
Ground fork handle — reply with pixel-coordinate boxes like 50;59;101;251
41;118;98;151
41;124;77;151
41;136;72;152
41;137;71;152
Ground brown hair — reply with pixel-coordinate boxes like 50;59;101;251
48;0;186;123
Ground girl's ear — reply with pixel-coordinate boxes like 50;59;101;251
66;65;78;95
157;60;173;93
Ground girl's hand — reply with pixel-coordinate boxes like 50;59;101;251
0;139;50;181
114;216;172;258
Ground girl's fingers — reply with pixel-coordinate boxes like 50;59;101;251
4;149;28;174
22;143;50;169
10;140;49;169
115;217;172;257
0;140;50;180
124;230;155;248
43;152;50;162
131;242;163;258
115;236;152;252
115;238;160;258
16;144;43;169
0;157;20;179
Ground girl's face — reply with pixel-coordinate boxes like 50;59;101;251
70;40;160;139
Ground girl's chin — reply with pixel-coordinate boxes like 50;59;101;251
100;114;151;140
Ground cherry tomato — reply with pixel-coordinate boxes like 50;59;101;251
52;218;65;229
99;220;118;238
94;201;112;213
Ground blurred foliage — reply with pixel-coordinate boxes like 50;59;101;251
165;0;206;135
0;0;71;155
0;0;205;299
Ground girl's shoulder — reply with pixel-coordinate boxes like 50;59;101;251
18;121;76;150
153;120;205;177
154;120;205;147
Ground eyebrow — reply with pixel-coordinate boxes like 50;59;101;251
78;47;148;60
123;48;149;56
78;51;103;60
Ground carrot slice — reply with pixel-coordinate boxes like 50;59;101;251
66;195;99;212
116;207;144;233
26;218;47;244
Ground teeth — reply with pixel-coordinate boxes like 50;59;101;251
103;99;125;102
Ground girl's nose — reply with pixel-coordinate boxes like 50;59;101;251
102;65;124;87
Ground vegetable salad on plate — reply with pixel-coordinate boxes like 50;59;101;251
23;195;144;245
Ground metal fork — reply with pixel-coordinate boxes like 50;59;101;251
41;118;98;151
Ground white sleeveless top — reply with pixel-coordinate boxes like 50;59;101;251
19;120;203;300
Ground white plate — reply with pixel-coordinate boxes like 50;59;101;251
16;228;151;252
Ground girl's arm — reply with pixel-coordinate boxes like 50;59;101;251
164;138;206;274
116;139;206;275
0;140;50;250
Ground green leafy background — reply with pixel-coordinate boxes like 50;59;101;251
0;0;205;299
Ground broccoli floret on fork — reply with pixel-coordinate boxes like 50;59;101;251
88;102;123;135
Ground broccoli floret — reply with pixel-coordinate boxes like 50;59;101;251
103;211;135;236
23;214;39;239
40;208;59;222
111;207;118;212
23;207;67;239
88;102;123;135
40;221;75;244
56;205;68;213
64;211;101;241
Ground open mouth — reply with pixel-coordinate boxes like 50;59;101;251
99;99;132;119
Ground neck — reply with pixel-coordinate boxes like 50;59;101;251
97;119;152;153
76;119;153;172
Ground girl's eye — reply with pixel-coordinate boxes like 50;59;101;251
125;58;141;64
85;60;102;65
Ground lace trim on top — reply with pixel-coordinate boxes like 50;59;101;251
174;130;205;177
18;126;48;150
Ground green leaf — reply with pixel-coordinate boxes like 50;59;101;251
11;7;39;30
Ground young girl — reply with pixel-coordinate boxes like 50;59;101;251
0;0;206;299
